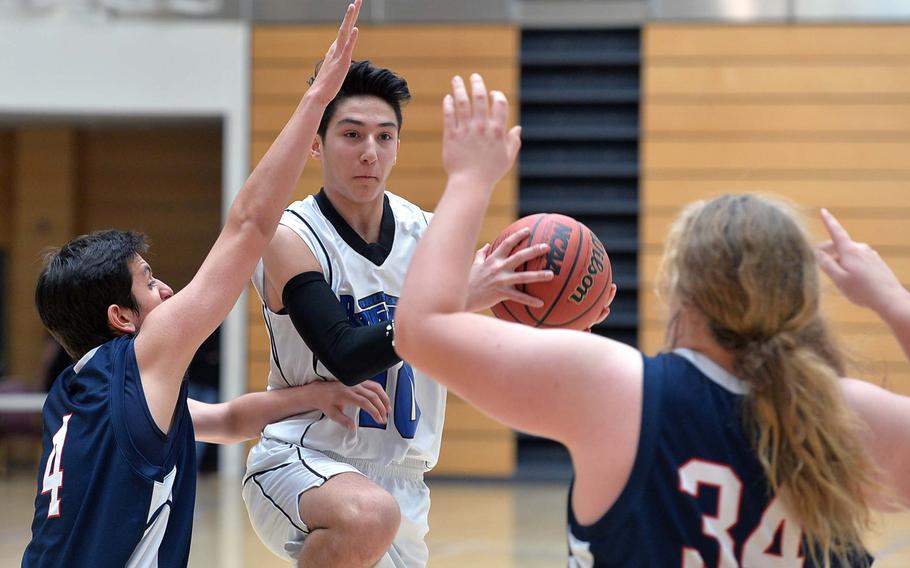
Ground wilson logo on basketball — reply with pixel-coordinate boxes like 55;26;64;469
543;222;572;276
570;234;606;304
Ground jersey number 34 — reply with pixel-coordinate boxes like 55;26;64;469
680;459;804;568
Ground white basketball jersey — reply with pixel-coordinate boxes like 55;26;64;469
252;191;446;469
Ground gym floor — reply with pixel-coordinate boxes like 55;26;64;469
2;473;910;567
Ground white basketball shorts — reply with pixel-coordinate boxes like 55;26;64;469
242;436;430;568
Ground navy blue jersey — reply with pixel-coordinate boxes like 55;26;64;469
23;335;196;568
567;349;871;568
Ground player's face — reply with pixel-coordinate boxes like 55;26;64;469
316;95;400;205
128;255;174;329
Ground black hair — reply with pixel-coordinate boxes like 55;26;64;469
313;60;412;138
35;230;149;359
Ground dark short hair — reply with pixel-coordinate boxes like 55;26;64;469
313;60;411;138
35;230;148;359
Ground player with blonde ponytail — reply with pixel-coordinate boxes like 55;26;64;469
660;196;882;566
394;71;910;567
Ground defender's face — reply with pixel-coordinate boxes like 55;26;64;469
316;95;400;205
129;255;174;330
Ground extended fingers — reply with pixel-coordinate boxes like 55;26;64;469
452;76;471;130
503;242;549;270
341;27;359;59
359;381;392;414
817;240;836;255
470;74;489;126
815;246;848;283
474;243;491;264
820;208;854;253
502;270;554;286
339;0;361;40
490;90;509;135
443;94;456;136
507;125;522;160
499;288;545;308
490;227;531;259
349;391;386;424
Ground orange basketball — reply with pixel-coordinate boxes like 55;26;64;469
489;213;612;330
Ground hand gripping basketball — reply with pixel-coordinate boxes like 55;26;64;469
490;214;614;331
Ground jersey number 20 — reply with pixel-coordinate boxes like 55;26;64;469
42;414;72;519
680;459;804;567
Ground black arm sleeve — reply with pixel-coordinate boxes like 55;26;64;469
282;271;400;386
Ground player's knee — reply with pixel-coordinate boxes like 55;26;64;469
336;486;400;546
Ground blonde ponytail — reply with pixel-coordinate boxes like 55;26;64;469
660;195;879;567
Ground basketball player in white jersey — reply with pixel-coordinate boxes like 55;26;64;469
241;60;553;568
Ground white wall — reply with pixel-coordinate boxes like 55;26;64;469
0;17;251;481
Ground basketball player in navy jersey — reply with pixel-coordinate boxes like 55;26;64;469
395;73;910;567
22;3;373;567
241;60;553;567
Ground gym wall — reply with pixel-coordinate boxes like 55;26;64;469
641;25;910;396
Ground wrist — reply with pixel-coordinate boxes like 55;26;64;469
445;170;498;192
874;286;910;324
300;90;332;111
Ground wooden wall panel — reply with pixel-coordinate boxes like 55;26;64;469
79;123;222;293
644;26;910;57
253;26;517;61
645;103;910;133
9;129;77;380
642;24;910;387
249;25;520;477
1;122;220;383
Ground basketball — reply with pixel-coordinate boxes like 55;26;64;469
489;213;612;330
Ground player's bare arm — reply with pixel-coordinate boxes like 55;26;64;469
395;76;642;526
189;379;390;444
816;208;910;508
133;0;362;433
262;224;324;312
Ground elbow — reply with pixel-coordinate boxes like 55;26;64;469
219;402;255;444
226;201;273;248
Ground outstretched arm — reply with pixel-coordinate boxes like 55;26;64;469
395;75;641;448
136;1;363;433
189;379;390;444
395;74;643;526
816;209;910;507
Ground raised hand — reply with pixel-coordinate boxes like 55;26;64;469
307;0;362;104
815;208;908;314
308;379;391;432
465;227;553;312
442;74;522;189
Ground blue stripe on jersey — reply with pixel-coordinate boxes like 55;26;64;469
567;351;871;567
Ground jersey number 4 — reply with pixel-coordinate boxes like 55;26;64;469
359;363;421;438
42;414;72;519
680;459;805;568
